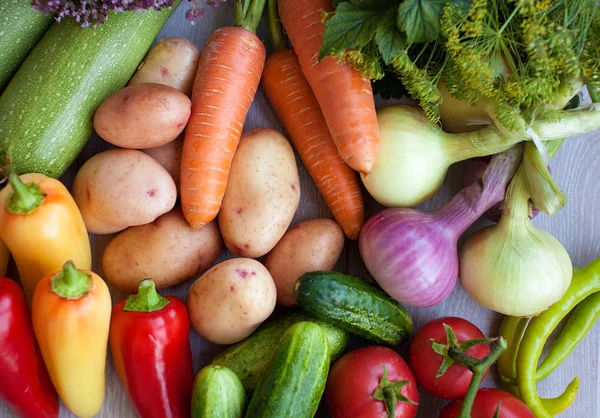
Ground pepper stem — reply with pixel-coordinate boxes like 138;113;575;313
372;365;417;418
124;279;170;313
51;261;93;300
457;337;508;418
6;172;46;215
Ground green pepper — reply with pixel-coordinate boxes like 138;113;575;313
497;316;579;415
537;291;600;380
516;257;600;417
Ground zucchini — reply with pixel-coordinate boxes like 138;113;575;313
192;365;246;418
0;5;179;178
295;271;413;345
245;322;329;418
212;311;348;391
0;0;52;90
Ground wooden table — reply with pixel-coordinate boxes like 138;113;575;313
2;3;599;417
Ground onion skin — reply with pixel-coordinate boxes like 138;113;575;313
360;209;459;307
360;147;523;307
459;218;572;316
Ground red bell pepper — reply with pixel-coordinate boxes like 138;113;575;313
0;277;58;418
110;279;194;418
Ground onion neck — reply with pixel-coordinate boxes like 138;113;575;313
444;127;520;163
502;166;532;221
437;146;522;234
530;105;600;140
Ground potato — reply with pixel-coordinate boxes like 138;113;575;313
94;83;191;149
219;129;300;258
72;149;177;234
102;207;222;293
128;37;200;96
141;135;183;189
187;258;277;344
264;219;345;306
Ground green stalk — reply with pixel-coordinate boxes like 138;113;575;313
51;261;93;300
523;140;566;215
501;165;531;220
456;338;508;418
531;106;600;140
124;279;170;312
265;0;287;52
236;0;268;33
6;172;46;215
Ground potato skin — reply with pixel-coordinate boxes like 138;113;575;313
187;258;277;344
72;149;177;234
102;207;222;293
128;37;200;96
94;83;191;149
219;129;301;258
264;219;345;306
142;135;183;189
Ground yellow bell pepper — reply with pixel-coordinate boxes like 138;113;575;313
0;237;9;276
0;173;91;303
32;261;111;418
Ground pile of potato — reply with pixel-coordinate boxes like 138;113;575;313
73;37;346;345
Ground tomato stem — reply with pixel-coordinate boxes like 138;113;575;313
457;337;508;418
372;365;417;418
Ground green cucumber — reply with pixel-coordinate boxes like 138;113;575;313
295;271;413;345
192;365;246;418
245;322;329;418
0;0;52;90
212;311;348;391
0;5;179;178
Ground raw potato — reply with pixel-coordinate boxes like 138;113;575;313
187;258;277;344
219;129;301;258
264;219;345;306
142;135;183;189
102;207;222;293
128;37;200;96
94;83;191;149
72;149;177;234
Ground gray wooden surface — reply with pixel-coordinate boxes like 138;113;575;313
2;3;600;417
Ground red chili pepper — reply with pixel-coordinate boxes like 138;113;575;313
0;277;58;418
110;279;194;418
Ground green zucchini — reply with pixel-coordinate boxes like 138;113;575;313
212;311;348;391
0;5;179;178
192;365;246;418
245;322;329;418
0;0;52;90
295;271;413;345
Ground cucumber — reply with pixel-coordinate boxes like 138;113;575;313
0;0;52;90
295;271;413;345
212;311;348;391
0;5;179;178
245;322;329;418
191;365;246;418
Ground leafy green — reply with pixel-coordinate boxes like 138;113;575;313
376;6;406;64
397;0;447;44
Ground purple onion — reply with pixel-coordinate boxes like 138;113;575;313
359;146;523;308
463;157;540;222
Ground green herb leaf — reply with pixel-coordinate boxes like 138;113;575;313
397;0;447;44
397;0;471;44
320;0;399;60
375;5;406;64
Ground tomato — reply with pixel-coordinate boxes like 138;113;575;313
439;388;535;417
326;346;419;418
408;317;490;400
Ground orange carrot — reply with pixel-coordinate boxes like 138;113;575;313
278;0;379;175
180;5;267;229
263;49;364;239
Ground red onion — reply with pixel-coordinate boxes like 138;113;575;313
359;146;523;307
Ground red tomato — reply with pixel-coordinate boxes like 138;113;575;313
408;317;490;400
326;346;419;418
439;388;535;417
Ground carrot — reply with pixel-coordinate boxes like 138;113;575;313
180;1;267;229
278;0;379;176
263;49;364;239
